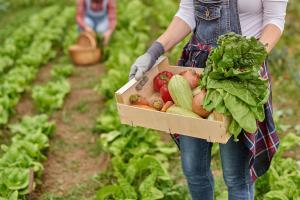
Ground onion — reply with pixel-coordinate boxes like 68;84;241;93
192;89;211;118
180;70;200;89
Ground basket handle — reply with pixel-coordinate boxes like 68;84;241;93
77;32;97;48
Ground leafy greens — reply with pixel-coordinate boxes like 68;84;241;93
200;32;269;139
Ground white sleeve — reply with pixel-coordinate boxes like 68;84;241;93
175;0;196;31
263;0;288;32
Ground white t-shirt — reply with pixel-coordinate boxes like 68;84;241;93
175;0;288;38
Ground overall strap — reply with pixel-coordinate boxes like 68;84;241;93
227;0;242;34
193;0;242;46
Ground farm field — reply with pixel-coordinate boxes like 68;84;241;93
0;0;299;200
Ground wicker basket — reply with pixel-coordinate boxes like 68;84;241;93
68;45;101;65
77;31;97;48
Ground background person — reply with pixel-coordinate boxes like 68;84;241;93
76;0;116;45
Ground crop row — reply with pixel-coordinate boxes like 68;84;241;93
0;6;56;72
0;6;74;126
0;0;73;9
0;115;55;199
0;7;76;199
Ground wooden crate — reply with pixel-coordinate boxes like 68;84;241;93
115;57;230;143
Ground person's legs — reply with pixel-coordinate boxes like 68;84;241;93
180;135;214;200
95;17;109;34
220;137;254;200
84;16;96;29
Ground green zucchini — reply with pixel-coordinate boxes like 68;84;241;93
166;106;201;118
168;75;193;110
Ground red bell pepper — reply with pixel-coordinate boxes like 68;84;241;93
153;71;173;92
160;84;172;102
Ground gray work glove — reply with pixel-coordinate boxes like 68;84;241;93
129;41;164;80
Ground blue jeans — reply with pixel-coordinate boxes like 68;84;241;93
78;16;109;34
180;135;254;200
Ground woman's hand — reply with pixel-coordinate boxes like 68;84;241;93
84;26;94;33
129;53;155;80
129;42;164;80
129;17;192;80
103;30;113;46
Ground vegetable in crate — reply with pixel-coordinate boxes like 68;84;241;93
161;101;174;112
166;105;201;118
180;69;200;89
192;89;211;118
129;94;149;106
168;75;193;111
159;84;172;102
133;105;157;110
200;32;269;139
150;97;164;110
153;71;173;92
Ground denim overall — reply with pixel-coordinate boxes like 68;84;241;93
84;0;109;33
175;0;279;199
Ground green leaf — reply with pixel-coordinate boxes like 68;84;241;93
223;93;257;133
250;105;265;122
117;172;138;199
96;185;124;200
264;191;289;200
207;78;258;106
1;168;29;191
228;118;242;140
203;89;224;112
139;172;164;200
8;191;18;200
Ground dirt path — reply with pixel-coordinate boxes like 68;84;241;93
17;63;111;199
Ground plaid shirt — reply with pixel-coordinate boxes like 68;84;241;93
173;36;279;182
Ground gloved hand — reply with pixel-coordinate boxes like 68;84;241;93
129;41;164;80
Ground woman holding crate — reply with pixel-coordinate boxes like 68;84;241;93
76;0;117;45
129;0;288;199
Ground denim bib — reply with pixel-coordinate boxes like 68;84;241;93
85;0;108;19
193;0;242;46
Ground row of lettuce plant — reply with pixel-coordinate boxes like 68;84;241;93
0;7;76;200
30;23;77;114
31;63;72;114
0;115;56;199
0;6;74;126
93;0;190;199
0;6;56;73
1;0;74;9
0;7;41;44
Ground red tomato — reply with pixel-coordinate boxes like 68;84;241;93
160;84;172;102
153;71;173;92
